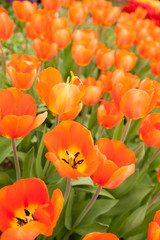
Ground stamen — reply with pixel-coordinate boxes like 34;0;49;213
62;158;69;164
74;159;84;167
74;152;80;158
66;151;69;155
24;209;30;216
16;217;26;226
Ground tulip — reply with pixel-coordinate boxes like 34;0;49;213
114;49;137;72
49;27;72;50
115;25;135;49
82;77;104;105
82;232;119;240
32;38;58;62
72;43;95;66
98;71;113;92
12;1;37;22
102;6;121;27
97;100;124;129
36;67;84;116
0;88;47;139
41;0;61;13
138;113;160;147
7;55;41;90
96;43;115;71
44;120;100;180
0;178;63;240
148;210;160;240
0;12;14;41
91;138;136;189
25;9;51;40
68;1;88;25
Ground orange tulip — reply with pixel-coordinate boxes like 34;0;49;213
96;43;115;71
59;101;83;121
32;38;58;62
44;120;100;180
12;1;37;22
151;58;160;76
82;232;119;240
68;1;88;25
41;0;61;13
0;12;14;41
61;0;74;7
0;88;47;139
148;210;160;240
158;169;160;182
36;67;84;115
115;25;135;49
7;55;41;90
97;100;124;129
10;54;41;72
26;9;51;40
49;27;72;49
82;77;103;105
138;39;160;59
102;6;121;27
50;17;69;29
138;113;160;147
98;71;113;92
116;78;158;119
91;138;136;189
0;7;7;14
114;49;137;72
91;1;112;25
0;178;63;240
72;29;98;43
72;43;95;66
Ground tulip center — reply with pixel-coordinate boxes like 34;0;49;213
16;209;35;227
61;150;84;169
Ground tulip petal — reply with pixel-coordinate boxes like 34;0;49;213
31;111;48;130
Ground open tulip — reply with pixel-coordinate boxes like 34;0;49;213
12;1;37;22
0;178;63;240
148;210;160;240
44;120;100;180
91;138;136;189
0;88;47;139
36;67;84;116
82;232;119;240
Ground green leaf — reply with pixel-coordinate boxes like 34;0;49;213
88;110;98;130
112;118;124;140
0;172;13;186
81;199;119;224
74;185;115;199
65;189;75;230
35;124;47;178
0;138;23;164
126;119;141;142
22;147;35;178
75;222;108;236
72;177;94;186
120;205;147;236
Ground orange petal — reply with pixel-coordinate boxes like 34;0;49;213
104;164;135;189
31;111;48;130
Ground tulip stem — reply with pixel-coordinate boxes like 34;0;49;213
11;139;21;181
134;143;144;155
68;185;102;237
57;50;60;70
142;148;160;170
148;191;160;208
121;119;132;143
24;26;28;54
55;114;60;126
64;178;72;206
0;41;6;89
41;61;45;71
81;105;88;125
